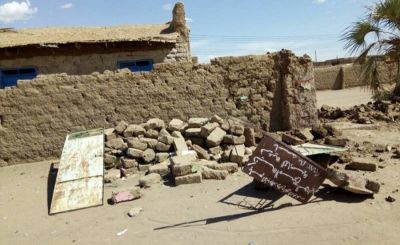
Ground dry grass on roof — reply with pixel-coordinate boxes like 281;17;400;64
0;24;178;48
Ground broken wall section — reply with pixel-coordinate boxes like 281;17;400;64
0;50;318;165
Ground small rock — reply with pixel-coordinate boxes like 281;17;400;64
201;167;228;180
209;146;223;156
192;144;210;160
173;137;189;156
175;172;202;186
127;207;143;217
171;155;197;177
140;138;158;149
158;135;174;145
139;173;162;188
185;128;202;137
244;127;256;147
200;122;220;138
385;196;396;203
168;119;186;132
121;158;138;169
230;123;244;135
346;158;377;172
282;134;304;145
245;147;253;155
104;128;117;141
138;164;151;172
145;129;159;139
156;152;170;163
294;128;314;141
210;114;224;124
126;148;143;159
223;134;246;145
104;154;118;169
104;169;121;183
323;124;343;137
145;118;165;130
155;142;171;152
124;124;146;137
115;121;128;135
142;148;156;163
206;127;226;147
127;138;148;151
149;164;170;176
312;125;328;139
106;138;126;150
325;136;348;147
366;180;381;193
159;129;171;138
188;118;209;128
230;144;246;165
214;162;239;173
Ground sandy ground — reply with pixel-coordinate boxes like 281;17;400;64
1;121;400;245
317;87;372;108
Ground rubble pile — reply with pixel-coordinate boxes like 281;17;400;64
319;99;400;124
104;115;258;186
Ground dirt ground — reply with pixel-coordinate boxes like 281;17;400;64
317;87;372;108
1;120;399;245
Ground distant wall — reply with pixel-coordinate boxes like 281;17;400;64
314;62;397;90
0;50;318;166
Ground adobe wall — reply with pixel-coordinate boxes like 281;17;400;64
0;48;175;75
0;50;318;166
314;62;397;90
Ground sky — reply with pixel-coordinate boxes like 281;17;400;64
0;0;377;63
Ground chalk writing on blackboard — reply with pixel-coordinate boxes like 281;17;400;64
243;134;327;203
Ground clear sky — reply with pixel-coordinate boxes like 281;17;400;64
0;0;376;63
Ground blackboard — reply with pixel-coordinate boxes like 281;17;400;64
243;134;327;203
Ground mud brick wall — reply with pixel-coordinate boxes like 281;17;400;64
315;62;397;90
0;50;318;166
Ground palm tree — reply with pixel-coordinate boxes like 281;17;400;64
342;0;400;100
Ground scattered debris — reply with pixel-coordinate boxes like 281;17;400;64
110;187;142;204
139;173;162;188
116;228;128;236
327;169;380;194
127;207;143;217
385;196;396;203
345;158;377;172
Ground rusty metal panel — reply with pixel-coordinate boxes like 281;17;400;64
50;128;104;214
243;134;327;203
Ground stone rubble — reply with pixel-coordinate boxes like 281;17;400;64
104;105;398;203
104;115;244;188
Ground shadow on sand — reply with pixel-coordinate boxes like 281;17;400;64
154;182;371;231
47;163;58;214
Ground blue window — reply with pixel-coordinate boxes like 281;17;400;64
0;67;38;89
117;59;153;72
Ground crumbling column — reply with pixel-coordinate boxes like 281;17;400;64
166;2;191;63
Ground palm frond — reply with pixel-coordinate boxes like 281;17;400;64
342;20;380;54
372;0;400;30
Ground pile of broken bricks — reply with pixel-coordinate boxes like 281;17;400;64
104;115;258;189
104;111;399;204
274;121;400;196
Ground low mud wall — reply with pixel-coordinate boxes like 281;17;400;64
0;50;318;166
315;62;397;90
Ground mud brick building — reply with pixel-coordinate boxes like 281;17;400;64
0;3;191;88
